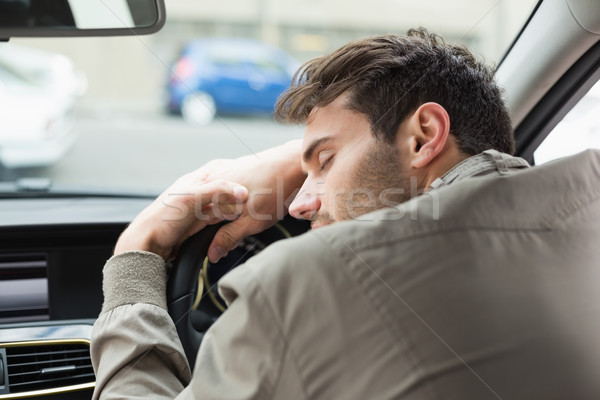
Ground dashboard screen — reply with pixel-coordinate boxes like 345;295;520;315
0;253;49;323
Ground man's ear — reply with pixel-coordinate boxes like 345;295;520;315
401;102;450;169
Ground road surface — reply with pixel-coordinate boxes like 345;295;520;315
9;104;304;193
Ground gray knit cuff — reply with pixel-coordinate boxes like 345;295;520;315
101;250;168;314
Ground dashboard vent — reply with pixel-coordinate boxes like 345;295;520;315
5;342;94;394
0;253;49;323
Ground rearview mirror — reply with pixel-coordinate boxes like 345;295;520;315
0;0;165;39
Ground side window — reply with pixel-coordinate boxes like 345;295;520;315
534;79;600;164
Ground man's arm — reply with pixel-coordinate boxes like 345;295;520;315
198;139;305;263
91;140;305;399
90;252;293;400
90;252;191;399
115;139;304;262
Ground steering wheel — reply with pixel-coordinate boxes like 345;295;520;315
167;217;309;368
166;223;223;368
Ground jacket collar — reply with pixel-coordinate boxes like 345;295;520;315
429;149;530;189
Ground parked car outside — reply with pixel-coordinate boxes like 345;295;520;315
166;38;299;126
0;44;86;170
0;43;87;103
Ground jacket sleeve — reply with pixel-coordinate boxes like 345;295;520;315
90;251;295;400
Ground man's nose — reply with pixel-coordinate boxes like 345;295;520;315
289;185;321;220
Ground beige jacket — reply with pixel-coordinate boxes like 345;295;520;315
91;149;600;399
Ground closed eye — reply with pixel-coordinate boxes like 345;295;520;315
319;155;334;171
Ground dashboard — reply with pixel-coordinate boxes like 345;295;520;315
0;196;152;399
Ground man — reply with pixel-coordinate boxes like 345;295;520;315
91;29;600;399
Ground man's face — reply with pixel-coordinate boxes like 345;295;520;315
288;95;414;228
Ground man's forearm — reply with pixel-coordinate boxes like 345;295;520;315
202;139;306;262
268;139;305;193
114;140;304;261
91;251;192;399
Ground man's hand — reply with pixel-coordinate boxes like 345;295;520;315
114;140;305;262
114;175;249;261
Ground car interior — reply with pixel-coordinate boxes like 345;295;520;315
0;0;599;398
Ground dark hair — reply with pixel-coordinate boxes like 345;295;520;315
275;28;515;155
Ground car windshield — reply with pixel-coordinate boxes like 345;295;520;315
2;0;539;192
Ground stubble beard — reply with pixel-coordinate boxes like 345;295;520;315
311;141;418;228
